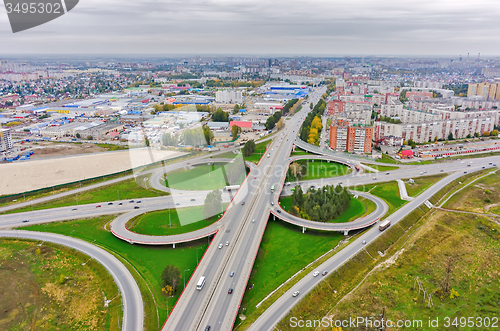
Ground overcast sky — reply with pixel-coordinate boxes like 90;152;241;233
1;0;500;56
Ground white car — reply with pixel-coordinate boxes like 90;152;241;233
292;291;300;297
218;243;223;249
313;271;319;277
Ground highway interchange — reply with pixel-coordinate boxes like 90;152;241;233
1;85;499;330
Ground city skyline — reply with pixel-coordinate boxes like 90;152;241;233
1;0;500;56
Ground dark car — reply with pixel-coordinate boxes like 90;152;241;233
136;201;141;203
118;202;123;205
108;202;113;205
322;270;328;276
129;200;134;203
228;288;233;294
205;326;210;331
134;206;140;209
241;202;245;205
191;198;196;201
22;220;29;223
277;209;281;213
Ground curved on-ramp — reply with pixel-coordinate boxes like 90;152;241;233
0;230;143;331
272;190;388;233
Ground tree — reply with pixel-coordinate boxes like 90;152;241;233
212;108;229;122
181;127;205;146
447;132;454;140
231;125;241;140
474;132;480;138
491;129;499;136
145;137;150;147
76;133;81;139
242;140;256;157
289;162;302;179
202;125;214;145
483;131;490;137
203;189;223;220
161;265;181;292
265;116;276;130
276;118;285;130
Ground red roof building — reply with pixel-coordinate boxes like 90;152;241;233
229;121;253;132
399;149;414;159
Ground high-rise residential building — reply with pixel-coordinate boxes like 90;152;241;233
215;90;243;104
467;82;500;100
329;120;373;154
0;128;13;152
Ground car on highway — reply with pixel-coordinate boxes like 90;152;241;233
494;164;497;167
96;205;101;208
22;220;29;223
136;201;141;203
191;198;196;201
386;172;390;175
254;176;257;179
464;171;468;174
292;291;300;297
271;201;274;206
108;202;113;205
373;177;377;180
467;164;471;167
129;200;134;203
362;240;367;244
241;202;245;205
230;271;235;277
226;241;229;246
71;208;77;211
313;271;319;277
175;202;180;205
228;288;233;294
118;202;122;205
322;270;328;276
218;243;223;249
204;326;210;331
252;219;255;223
285;182;291;186
134;206;140;209
277;209;281;213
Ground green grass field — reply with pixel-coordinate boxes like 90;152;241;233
0;239;121;331
362;163;399;172
287;160;350;181
376;153;399;164
290;147;316;156
127;204;228;236
404;174;447;197
165;164;228;191
236;219;344;326
21;216;208;331
244;141;271;164
351;181;406;215
278;195;373;223
3;178;167;215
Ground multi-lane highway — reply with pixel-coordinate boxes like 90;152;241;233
0;230;143;331
3;83;500;331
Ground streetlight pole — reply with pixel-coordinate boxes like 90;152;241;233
196;247;203;264
169;201;171;227
183;269;191;289
324;188;327;205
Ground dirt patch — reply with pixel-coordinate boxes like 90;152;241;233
20;142;109;159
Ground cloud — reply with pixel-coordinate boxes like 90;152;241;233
1;0;499;55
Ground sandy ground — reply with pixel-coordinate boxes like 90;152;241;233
0;148;187;196
17;141;113;159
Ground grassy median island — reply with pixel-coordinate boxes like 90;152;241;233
0;238;121;331
405;173;448;197
235;219;344;329
126;204;229;236
243;141;271;164
21;216;208;331
351;181;406;215
287;159;350;181
3;177;166;215
278;195;375;223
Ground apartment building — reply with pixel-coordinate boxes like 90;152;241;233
0;128;13;152
215;90;243;104
374;117;495;144
467;82;500;100
329;120;373;153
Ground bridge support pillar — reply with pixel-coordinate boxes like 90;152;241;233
302;227;306;234
273;214;275;221
343;230;349;236
173;243;176;249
